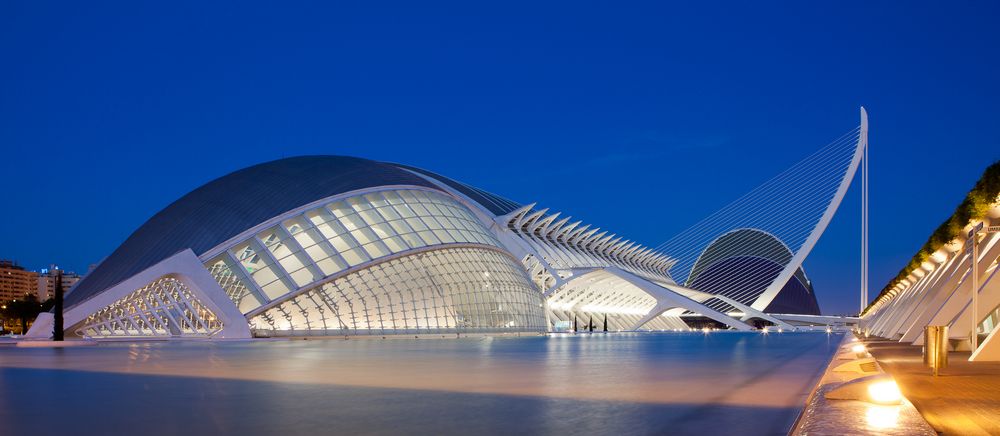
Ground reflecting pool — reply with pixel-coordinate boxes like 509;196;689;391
0;332;842;435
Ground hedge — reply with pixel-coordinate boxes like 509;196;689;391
863;160;1000;315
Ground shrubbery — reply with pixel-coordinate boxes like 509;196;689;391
865;160;1000;315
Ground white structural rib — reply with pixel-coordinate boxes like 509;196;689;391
752;107;868;310
496;206;678;282
656;107;869;312
547;267;754;331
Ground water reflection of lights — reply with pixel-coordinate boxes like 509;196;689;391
865;404;900;429
867;380;902;404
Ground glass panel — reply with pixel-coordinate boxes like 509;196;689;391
394;203;416;218
347;196;372;212
383;191;403;204
418;231;441;245
289;268;315;287
205;257;263;313
383;236;409;253
364;192;390;207
316;256;348;275
328;235;354;252
223;188;505;312
363;241;390;259
421;216;443;230
369;221;396;240
340;213;367;231
377;204;401;220
434;229;455;244
350;227;377;245
283;219;305;235
406;217;428;231
248;247;545;336
358;208;384;224
389;219;413;234
231;242;288;299
400;232;425;249
341;248;370;266
328;201;353;218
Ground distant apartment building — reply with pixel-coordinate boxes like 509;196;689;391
37;265;82;300
0;260;39;302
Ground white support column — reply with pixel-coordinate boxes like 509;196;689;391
861;128;869;314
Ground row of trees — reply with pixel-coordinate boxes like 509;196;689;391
0;295;54;335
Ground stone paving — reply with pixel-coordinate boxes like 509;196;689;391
866;337;1000;435
793;335;935;436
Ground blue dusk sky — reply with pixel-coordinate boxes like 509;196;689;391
2;2;998;315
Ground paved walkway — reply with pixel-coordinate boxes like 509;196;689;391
794;335;934;436
866;337;1000;435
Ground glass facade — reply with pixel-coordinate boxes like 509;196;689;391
201;188;545;335
250;247;545;335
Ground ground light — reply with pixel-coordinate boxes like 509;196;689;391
867;380;903;404
827;375;903;406
865;404;900;430
851;344;866;354
761;327;769;334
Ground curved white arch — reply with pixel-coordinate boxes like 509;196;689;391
751;107;868;310
548;266;755;331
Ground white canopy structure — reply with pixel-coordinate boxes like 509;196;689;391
27;109;869;340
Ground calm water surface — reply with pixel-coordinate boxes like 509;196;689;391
0;332;841;436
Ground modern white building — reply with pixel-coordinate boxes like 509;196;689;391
28;110;870;340
862;168;1000;361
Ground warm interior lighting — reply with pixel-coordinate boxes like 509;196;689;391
867;380;902;404
851;344;866;354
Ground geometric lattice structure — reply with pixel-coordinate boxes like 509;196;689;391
200;188;513;316
545;272;696;331
250;247;545;336
75;277;224;338
656;108;869;313
392;170;753;331
196;187;546;336
500;204;677;286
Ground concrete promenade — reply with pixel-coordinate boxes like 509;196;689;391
866;338;1000;435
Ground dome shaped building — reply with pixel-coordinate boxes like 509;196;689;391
686;228;821;316
31;148;860;340
54;157;549;338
